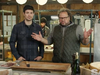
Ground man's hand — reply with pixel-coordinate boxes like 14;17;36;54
82;28;93;44
18;56;26;61
31;31;42;42
84;28;93;39
31;31;48;44
34;56;42;61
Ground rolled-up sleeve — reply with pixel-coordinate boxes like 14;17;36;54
47;29;54;45
76;25;89;45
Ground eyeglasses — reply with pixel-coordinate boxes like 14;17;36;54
59;16;69;20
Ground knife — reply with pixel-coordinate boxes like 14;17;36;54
15;60;23;66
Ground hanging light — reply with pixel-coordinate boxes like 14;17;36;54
57;0;68;4
36;0;48;5
82;0;93;3
16;0;27;5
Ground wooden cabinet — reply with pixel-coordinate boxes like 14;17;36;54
80;53;93;64
5;50;53;62
5;50;93;64
42;51;53;61
42;51;93;64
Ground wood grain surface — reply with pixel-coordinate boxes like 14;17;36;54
11;61;71;72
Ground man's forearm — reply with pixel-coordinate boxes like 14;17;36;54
82;38;89;45
41;38;48;44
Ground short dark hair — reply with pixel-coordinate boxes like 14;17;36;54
23;5;35;13
41;17;47;23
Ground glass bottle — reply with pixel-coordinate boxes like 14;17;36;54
73;52;80;75
71;53;76;75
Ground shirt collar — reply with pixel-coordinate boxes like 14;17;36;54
67;22;74;27
23;20;35;27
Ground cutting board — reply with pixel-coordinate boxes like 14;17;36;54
11;61;71;72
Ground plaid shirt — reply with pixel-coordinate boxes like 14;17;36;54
9;21;44;61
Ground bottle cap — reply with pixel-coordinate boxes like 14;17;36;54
76;52;78;55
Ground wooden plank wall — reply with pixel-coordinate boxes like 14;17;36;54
71;4;100;10
1;5;17;14
1;3;100;22
0;4;66;22
19;4;67;22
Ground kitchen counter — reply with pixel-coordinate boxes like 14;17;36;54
13;70;63;75
0;61;71;75
0;44;94;63
11;61;70;72
0;69;69;75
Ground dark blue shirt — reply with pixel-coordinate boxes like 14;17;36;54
9;21;44;61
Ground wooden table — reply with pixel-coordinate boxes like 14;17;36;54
11;61;71;73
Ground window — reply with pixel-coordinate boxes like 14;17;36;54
4;15;16;41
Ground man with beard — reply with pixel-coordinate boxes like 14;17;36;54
9;5;44;61
31;8;92;63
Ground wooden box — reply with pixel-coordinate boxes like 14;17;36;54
80;66;100;75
